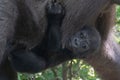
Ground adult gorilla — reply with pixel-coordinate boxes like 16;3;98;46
61;0;120;80
0;0;120;80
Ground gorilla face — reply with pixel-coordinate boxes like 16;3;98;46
65;26;101;58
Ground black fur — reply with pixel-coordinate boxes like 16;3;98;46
0;0;102;80
8;1;66;73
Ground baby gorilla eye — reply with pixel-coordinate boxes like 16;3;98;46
79;31;88;39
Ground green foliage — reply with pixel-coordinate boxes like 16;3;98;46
18;6;120;80
115;6;120;44
18;60;101;80
116;6;120;26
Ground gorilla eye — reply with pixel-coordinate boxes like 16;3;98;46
80;31;88;39
80;32;84;39
74;38;78;45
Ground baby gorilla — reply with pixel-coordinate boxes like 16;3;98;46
8;1;65;73
66;26;101;58
8;1;101;73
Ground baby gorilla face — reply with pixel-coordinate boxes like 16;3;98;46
66;26;101;58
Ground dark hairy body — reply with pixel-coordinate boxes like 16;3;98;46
0;0;100;80
6;0;100;74
0;0;120;80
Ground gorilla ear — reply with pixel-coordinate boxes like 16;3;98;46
113;0;120;5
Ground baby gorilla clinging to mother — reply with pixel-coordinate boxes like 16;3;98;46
8;0;65;73
8;1;101;73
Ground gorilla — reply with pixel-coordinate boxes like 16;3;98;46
7;0;100;74
0;0;120;80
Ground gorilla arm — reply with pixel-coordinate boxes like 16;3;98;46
0;0;18;80
0;0;18;63
60;0;120;80
83;4;120;80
